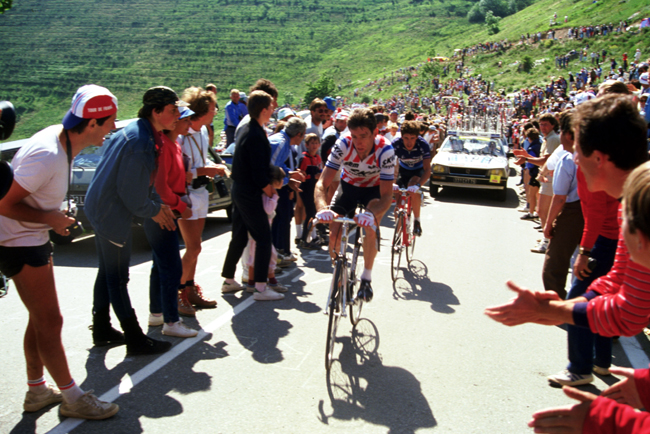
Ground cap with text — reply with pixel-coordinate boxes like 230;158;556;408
62;84;118;130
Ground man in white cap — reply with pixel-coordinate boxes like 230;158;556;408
0;84;119;419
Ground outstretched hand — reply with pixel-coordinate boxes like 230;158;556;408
528;386;595;434
484;280;563;327
601;367;643;409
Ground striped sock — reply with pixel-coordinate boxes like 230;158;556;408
58;379;84;404
27;376;48;394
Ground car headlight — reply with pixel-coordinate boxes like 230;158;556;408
432;164;448;174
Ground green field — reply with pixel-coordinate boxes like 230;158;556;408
1;0;649;140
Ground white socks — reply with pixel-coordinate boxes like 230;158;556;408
360;268;372;281
59;379;84;404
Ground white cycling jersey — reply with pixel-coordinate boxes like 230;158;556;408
326;135;395;188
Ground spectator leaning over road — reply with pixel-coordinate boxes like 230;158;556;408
540;110;582;300
86;86;181;357
0;85;119;419
528;161;650;434
144;106;198;339
177;87;226;314
485;93;650;338
221;90;285;301
297;133;323;249
223;88;248;146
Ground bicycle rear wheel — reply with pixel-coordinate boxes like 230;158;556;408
405;214;417;263
391;215;403;281
326;263;344;371
349;226;363;326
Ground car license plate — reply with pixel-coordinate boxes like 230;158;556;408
454;178;476;184
490;175;501;183
70;195;85;206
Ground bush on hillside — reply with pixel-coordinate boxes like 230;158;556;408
304;73;336;104
485;10;501;34
478;0;508;18
521;56;534;73
467;4;484;23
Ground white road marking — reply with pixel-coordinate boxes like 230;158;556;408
45;296;256;434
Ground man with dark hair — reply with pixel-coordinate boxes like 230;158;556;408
315;108;396;302
391;120;431;236
486;93;649;336
85;86;181;356
0;85;119;419
221;91;284;301
223;89;248;146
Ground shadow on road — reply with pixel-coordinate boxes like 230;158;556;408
319;319;436;433
392;260;459;313
429;185;519;209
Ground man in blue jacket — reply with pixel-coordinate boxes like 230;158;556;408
223;89;248;146
85;86;181;356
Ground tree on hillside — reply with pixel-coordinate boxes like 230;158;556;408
304;73;336;104
485;11;501;35
467;4;484;23
478;0;508;18
1;0;13;13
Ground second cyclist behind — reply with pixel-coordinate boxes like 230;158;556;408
314;108;396;303
391;120;432;237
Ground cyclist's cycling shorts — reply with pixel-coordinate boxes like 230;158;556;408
396;167;424;189
330;181;380;218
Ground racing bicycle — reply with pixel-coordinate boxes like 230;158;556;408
391;187;420;281
314;206;377;371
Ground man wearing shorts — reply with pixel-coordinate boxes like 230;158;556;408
391;120;432;237
315;108;396;303
0;85;119;419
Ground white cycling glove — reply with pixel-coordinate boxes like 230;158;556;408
356;211;375;227
316;209;336;222
407;185;420;193
392;184;400;192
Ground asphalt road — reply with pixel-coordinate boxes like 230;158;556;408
2;171;650;434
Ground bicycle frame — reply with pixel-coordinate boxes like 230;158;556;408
395;188;414;249
323;216;357;316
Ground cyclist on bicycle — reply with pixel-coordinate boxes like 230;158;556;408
314;108;396;303
391;120;431;236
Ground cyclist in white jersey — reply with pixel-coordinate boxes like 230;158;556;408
315;108;395;302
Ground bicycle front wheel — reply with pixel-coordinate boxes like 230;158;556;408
326;263;344;371
406;215;417;263
391;214;403;281
349;226;363;326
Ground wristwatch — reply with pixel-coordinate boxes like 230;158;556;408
578;246;592;257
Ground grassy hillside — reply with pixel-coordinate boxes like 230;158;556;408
1;0;478;139
1;0;649;140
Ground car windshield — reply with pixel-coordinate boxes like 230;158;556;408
440;136;506;157
73;146;104;168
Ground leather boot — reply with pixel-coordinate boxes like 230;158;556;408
186;284;217;308
178;288;197;317
91;307;125;347
120;310;171;356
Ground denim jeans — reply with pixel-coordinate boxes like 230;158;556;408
144;219;182;324
566;235;618;374
93;231;135;321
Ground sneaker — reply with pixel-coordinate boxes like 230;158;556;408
221;280;244;294
246;284;255;293
24;385;63;412
531;239;549;254
90;325;125;347
268;282;288;293
533;224;542;230
148;313;164;327
162;321;198;338
518;204;530;212
187;283;217;308
547;370;593;386
357;279;374;303
276;257;292;268
520;212;538;220
299;239;321;250
285;252;298;262
593;365;611;376
413;220;422;237
59;390;119;420
253;287;284;301
177;289;196;317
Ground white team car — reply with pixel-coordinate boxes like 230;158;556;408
429;130;510;201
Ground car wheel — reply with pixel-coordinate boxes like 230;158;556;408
429;184;440;198
49;230;75;245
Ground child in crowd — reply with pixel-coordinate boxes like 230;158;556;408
298;133;323;249
246;165;287;295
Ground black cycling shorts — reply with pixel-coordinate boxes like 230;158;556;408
396;166;424;189
0;242;53;278
330;181;381;218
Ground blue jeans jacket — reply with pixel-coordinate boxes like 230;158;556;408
85;118;162;246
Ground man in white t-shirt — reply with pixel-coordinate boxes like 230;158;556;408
0;85;119;420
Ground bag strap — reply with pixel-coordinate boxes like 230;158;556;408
64;130;73;211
